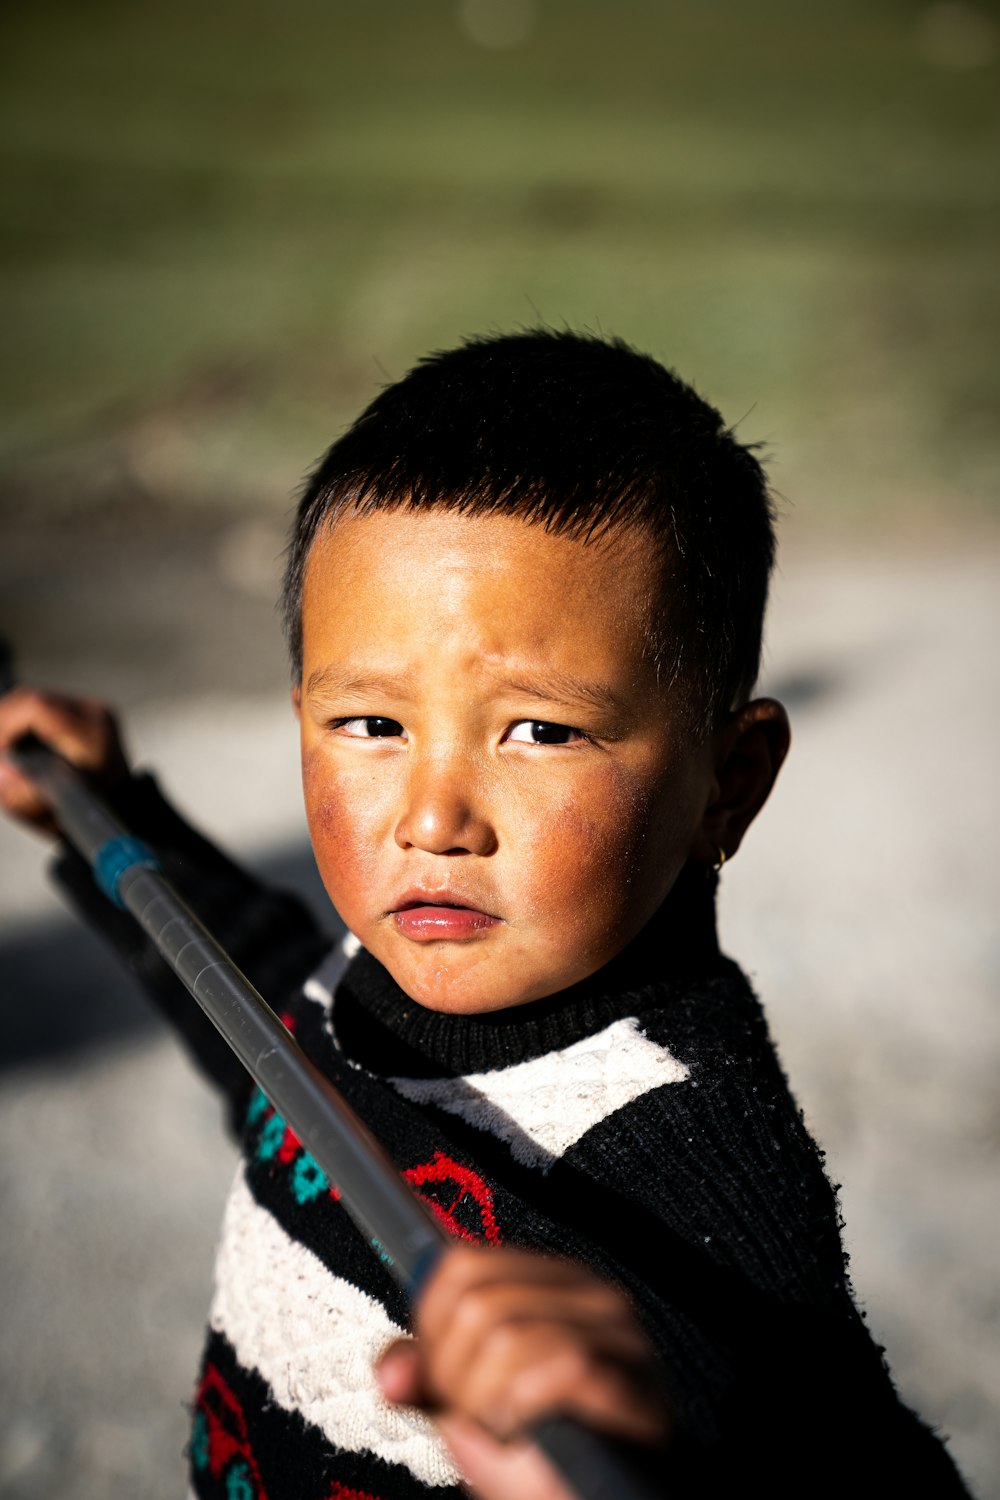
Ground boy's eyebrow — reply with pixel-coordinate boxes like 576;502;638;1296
305;662;626;716
304;665;413;701
493;666;625;717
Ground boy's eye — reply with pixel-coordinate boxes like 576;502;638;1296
506;720;582;746
335;717;406;739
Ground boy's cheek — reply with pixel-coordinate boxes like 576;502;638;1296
517;787;643;921
301;751;383;920
527;768;664;880
523;772;693;931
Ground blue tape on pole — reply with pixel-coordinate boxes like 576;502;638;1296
94;835;161;908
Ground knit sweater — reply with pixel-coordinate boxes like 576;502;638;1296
54;776;970;1499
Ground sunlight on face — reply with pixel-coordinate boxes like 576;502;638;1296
297;509;714;1013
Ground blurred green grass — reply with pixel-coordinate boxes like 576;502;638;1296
2;0;998;524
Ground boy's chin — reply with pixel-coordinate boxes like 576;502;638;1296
374;938;585;1016
390;967;548;1016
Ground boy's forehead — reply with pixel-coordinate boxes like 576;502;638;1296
296;508;697;730
307;505;665;603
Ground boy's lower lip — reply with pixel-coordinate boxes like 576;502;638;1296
391;904;501;941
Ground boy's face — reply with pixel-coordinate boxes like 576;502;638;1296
296;508;717;1014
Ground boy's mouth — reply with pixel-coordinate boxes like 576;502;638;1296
388;893;501;942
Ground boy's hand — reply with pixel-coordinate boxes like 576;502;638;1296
0;688;129;838
376;1246;671;1500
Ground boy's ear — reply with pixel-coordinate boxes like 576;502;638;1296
693;699;790;867
291;683;302;720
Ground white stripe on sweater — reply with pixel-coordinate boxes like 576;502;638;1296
303;932;362;1008
390;1016;689;1171
209;1168;460;1489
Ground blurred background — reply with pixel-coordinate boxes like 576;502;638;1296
1;0;998;1494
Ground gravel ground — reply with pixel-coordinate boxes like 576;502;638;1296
0;538;997;1498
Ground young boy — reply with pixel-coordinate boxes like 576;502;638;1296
0;331;971;1498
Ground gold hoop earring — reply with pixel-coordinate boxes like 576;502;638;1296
712;847;727;873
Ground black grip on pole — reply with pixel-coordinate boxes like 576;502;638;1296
7;724;667;1500
534;1417;664;1500
0;639;14;695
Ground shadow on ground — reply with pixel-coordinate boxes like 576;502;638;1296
0;842;337;1071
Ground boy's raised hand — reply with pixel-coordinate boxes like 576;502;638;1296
0;688;129;837
376;1246;671;1500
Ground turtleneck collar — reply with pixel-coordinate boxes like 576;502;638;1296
330;864;724;1078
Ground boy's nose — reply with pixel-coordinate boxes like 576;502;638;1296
394;758;497;857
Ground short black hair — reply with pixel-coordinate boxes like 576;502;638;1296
282;329;776;731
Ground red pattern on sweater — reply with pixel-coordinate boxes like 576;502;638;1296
197;1362;270;1499
404;1150;501;1244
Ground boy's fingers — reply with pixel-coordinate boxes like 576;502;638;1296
405;1251;672;1452
456;1326;670;1446
417;1246;616;1347
375;1338;433;1408
436;1414;577;1500
420;1247;576;1312
416;1250;648;1403
0;759;59;831
377;1320;668;1448
422;1283;651;1405
0;689;129;833
0;688;127;772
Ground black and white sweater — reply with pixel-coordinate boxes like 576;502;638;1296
54;776;970;1499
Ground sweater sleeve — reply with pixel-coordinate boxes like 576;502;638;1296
549;969;973;1496
50;771;335;1128
639;1091;972;1497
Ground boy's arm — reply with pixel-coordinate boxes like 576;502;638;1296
375;1243;972;1500
553;989;975;1497
1;688;332;1127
